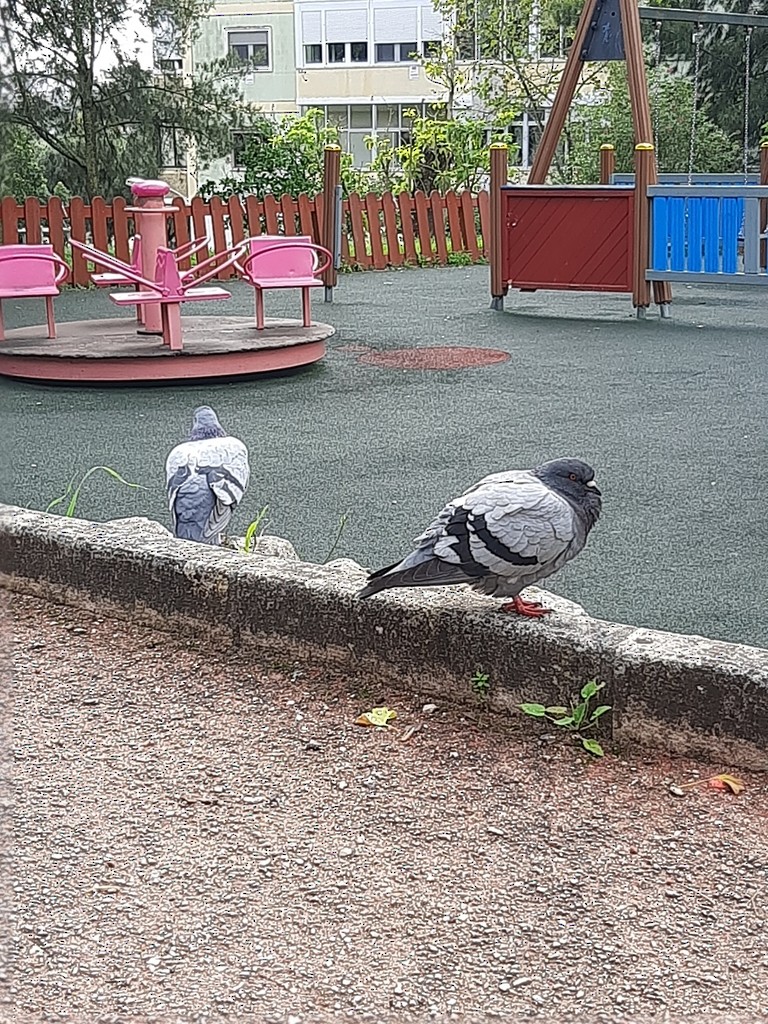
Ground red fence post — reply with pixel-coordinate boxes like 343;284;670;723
321;144;341;298
489;143;509;311
599;144;616;185
632;143;654;317
760;141;768;269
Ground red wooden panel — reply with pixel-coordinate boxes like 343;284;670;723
365;193;386;269
208;196;232;278
69;197;89;285
190;197;210;262
347;193;371;268
381;192;402;266
445;191;464;256
47;198;66;260
245;196;263;237
477;191;491;257
397;192;417;263
413;191;433;261
91;196;109;255
459;192;480;259
172;198;192;269
263;194;280;235
430;191;448;264
112;197;130;263
228;196;246;248
339;200;351;264
297;194;315;239
314;193;324;244
1;197;20;244
502;187;634;293
280;195;298;235
23;198;42;245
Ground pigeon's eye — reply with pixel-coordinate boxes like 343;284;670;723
569;473;578;481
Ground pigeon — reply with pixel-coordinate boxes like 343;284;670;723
357;458;601;617
165;406;250;545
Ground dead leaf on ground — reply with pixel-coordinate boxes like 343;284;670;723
356;706;397;728
674;772;746;796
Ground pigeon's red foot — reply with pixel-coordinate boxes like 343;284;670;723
499;595;552;618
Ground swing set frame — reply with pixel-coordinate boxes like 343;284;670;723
488;0;768;319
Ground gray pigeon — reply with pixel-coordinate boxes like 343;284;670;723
357;458;601;617
165;406;250;545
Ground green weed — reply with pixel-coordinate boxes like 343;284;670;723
519;679;611;757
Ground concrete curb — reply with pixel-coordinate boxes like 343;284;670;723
2;504;767;769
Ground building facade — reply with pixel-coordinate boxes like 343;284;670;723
164;0;562;192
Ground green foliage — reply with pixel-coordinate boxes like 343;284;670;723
321;512;350;564
243;505;270;553
199;110;354;201
45;467;147;518
564;63;740;182
470;670;490;697
0;124;49;201
0;0;261;199
519;679;611;757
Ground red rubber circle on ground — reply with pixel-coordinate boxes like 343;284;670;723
357;346;510;370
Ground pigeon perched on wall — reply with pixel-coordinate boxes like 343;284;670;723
165;406;250;546
357;458;601;617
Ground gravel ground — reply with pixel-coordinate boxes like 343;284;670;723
8;592;768;1024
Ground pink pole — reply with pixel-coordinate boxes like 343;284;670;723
130;179;171;335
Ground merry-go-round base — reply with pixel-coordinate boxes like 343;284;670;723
0;315;334;385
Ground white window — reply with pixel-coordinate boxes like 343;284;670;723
228;29;271;69
296;2;441;67
303;102;446;167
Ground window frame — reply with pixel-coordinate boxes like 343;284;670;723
227;27;273;72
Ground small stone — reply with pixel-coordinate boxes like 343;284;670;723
422;704;438;714
487;826;505;837
338;847;354;857
512;977;533;987
668;786;685;797
287;1016;302;1024
499;982;511;992
337;781;348;790
305;739;322;751
539;734;557;743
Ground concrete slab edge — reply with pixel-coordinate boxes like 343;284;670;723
1;504;767;769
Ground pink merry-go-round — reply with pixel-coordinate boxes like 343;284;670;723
0;178;337;384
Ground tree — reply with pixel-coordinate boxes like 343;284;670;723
641;0;768;169
0;122;49;199
564;62;740;182
0;0;260;199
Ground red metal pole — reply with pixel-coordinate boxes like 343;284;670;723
489;143;509;310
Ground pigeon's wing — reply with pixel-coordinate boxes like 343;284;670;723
432;472;578;579
165;437;250;541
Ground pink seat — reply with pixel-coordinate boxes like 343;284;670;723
236;236;333;330
0;244;70;340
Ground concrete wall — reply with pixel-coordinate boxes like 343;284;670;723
2;505;767;769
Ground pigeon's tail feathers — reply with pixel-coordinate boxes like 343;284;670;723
171;474;233;545
357;554;475;598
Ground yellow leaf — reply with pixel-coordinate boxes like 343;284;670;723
356;706;397;727
709;773;745;795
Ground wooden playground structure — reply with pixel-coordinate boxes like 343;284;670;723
489;0;768;318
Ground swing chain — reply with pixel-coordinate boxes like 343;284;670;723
688;24;702;185
743;27;752;180
652;20;662;154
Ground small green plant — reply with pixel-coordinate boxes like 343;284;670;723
447;251;472;267
46;466;146;517
321;512;350;564
519;680;611;757
243;505;270;553
470;670;490;698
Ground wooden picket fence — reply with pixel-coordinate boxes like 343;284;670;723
0;190;490;287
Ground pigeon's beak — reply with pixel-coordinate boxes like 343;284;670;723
586;479;602;496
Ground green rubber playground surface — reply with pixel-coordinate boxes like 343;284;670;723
2;266;767;649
